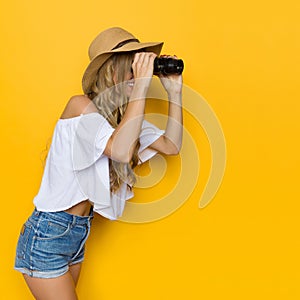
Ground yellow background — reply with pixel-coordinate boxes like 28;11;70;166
1;0;299;299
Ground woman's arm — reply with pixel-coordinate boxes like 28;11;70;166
148;65;183;155
103;52;157;163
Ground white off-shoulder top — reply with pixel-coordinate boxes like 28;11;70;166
33;112;165;220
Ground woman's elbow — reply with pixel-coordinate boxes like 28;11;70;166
112;149;134;164
104;139;134;163
167;149;180;156
117;154;132;164
164;144;181;155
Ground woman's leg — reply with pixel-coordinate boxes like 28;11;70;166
69;263;82;286
23;271;78;300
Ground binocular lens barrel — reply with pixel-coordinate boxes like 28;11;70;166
153;57;184;75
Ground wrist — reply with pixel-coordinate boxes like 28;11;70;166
129;84;149;102
167;90;182;102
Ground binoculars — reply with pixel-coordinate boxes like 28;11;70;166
153;56;184;75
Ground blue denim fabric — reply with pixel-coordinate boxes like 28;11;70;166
14;207;93;278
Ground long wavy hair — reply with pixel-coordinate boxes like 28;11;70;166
87;52;141;192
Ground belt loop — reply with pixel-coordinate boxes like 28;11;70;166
72;215;76;227
89;206;94;221
89;214;93;222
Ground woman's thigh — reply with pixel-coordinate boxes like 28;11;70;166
69;263;82;287
23;271;78;300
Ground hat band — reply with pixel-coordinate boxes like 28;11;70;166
111;38;140;50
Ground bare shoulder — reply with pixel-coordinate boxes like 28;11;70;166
60;95;99;119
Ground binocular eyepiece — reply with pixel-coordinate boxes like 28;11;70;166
153;56;184;75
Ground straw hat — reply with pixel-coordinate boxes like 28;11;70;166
82;27;164;94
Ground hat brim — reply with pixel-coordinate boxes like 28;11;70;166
82;41;163;94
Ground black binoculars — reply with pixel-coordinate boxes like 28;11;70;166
153;56;184;75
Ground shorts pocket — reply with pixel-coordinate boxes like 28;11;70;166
35;219;71;241
16;222;31;259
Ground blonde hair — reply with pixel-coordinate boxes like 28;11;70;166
88;52;140;192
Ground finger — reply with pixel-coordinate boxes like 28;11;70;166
160;54;179;59
133;52;145;66
132;52;145;74
148;52;157;67
142;52;150;67
148;52;157;59
131;53;139;69
144;52;156;66
138;52;146;65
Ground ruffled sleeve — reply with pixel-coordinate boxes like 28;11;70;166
72;113;115;171
138;120;165;163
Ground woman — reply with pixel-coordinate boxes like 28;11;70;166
14;27;183;299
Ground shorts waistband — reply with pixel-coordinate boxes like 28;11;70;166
32;207;93;225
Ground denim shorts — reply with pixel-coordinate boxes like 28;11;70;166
14;207;93;279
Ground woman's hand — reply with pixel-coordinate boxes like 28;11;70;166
130;52;157;99
158;55;183;98
131;52;157;78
